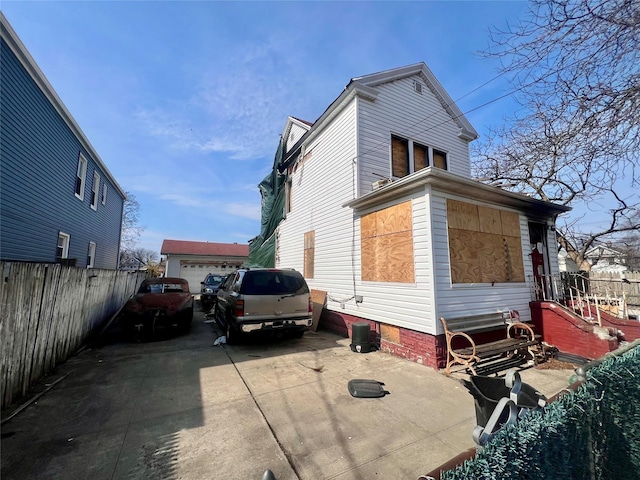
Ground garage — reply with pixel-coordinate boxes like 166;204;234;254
179;262;237;293
161;239;250;294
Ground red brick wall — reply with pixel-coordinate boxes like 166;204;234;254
530;301;618;360
320;310;449;369
599;316;640;342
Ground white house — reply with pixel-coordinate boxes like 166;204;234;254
161;239;249;293
255;63;570;368
559;245;628;273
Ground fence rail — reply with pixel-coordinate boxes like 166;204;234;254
0;262;146;410
532;271;640;321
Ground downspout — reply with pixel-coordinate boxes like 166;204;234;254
351;97;360;302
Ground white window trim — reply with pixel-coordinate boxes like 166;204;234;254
91;171;100;210
87;242;96;268
101;183;108;205
75;154;88;200
57;232;70;259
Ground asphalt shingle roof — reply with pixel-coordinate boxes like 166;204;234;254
161;239;249;257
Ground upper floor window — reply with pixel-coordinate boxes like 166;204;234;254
391;135;447;178
91;172;100;210
101;183;108;205
433;149;447;170
87;242;96;268
75;154;88;200
391;136;409;178
57;232;70;260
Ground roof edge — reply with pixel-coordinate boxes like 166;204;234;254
0;12;127;199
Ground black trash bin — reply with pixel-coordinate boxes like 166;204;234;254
462;374;546;428
350;322;372;353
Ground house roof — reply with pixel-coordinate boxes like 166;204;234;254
585;245;623;258
161;240;249;257
281;62;478;168
343;167;571;220
0;13;127;199
351;63;479;141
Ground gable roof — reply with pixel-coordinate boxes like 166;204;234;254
585;245;624;258
351;63;478;141
161;239;249;257
281;62;478;168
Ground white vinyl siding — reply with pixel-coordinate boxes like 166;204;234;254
358;75;472;197
277;100;436;334
286;122;310;152
278;101;358;295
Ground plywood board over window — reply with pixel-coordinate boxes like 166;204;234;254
304;231;315;279
447;199;524;284
361;201;415;283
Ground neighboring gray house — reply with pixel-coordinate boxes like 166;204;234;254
0;13;126;269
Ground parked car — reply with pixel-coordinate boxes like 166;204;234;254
214;268;313;344
200;273;226;311
121;277;194;340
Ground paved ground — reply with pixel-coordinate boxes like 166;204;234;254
1;307;574;480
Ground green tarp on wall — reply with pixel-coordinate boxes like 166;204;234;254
248;139;286;267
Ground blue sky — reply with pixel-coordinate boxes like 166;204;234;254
3;1;544;255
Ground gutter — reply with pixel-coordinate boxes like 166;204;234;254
343;168;571;218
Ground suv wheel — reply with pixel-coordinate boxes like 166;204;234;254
226;322;239;345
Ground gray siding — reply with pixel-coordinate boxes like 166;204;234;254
0;37;124;268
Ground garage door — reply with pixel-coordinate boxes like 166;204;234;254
179;263;212;293
179;263;236;293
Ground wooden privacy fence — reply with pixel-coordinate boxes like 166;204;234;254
0;262;147;410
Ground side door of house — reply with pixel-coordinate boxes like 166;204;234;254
528;222;550;300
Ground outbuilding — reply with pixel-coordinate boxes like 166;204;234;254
161;239;249;293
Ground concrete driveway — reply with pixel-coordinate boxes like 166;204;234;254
1;307;573;480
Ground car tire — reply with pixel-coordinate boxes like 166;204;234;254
226;321;239;345
182;307;193;332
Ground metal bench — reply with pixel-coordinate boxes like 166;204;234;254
440;312;541;375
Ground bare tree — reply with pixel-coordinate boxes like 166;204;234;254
119;192;159;270
119;247;159;271
121;191;143;251
473;0;640;270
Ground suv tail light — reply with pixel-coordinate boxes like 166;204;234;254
235;299;244;318
308;298;313;314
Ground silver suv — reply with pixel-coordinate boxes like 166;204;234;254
214;268;313;343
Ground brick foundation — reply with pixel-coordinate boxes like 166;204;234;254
321;310;508;370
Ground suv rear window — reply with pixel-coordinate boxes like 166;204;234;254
240;270;309;296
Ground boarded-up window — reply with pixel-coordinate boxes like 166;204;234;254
447;199;525;284
414;143;428;171
361;201;415;282
304;231;315;278
391;136;409;178
433;149;447;170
